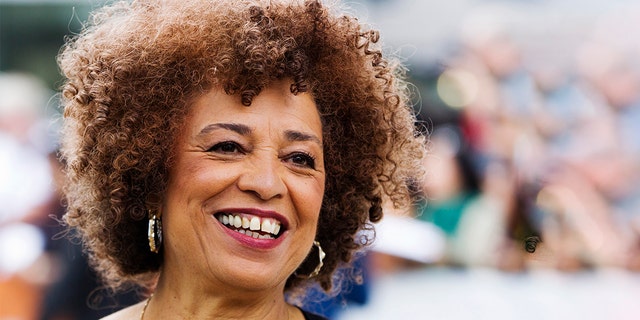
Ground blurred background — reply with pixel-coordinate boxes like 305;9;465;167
1;0;640;319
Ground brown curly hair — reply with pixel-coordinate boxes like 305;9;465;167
58;0;425;293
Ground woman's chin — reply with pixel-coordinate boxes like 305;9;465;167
215;267;289;293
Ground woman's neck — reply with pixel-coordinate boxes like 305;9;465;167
144;271;296;320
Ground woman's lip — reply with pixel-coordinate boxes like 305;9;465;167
218;223;287;250
211;211;287;250
214;207;290;229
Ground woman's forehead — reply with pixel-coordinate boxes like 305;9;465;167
185;81;322;138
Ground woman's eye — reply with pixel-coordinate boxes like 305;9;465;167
208;141;242;154
287;152;316;169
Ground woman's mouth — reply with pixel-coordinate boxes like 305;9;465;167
215;213;283;239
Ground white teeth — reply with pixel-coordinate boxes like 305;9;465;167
261;219;272;233
218;213;283;237
242;217;250;229
250;217;261;231
273;223;280;235
233;215;242;228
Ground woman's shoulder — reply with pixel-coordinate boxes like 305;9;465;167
100;301;146;320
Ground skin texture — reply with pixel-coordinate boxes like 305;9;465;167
58;0;426;304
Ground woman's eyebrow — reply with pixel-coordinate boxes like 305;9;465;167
197;123;252;137
284;130;322;146
197;124;321;146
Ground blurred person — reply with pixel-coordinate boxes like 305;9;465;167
417;125;479;258
561;42;640;268
440;16;569;270
0;72;55;225
412;120;529;270
458;9;552;183
531;67;602;161
450;18;543;184
56;1;426;319
458;8;543;121
530;168;621;270
577;44;640;209
452;160;527;271
0;72;57;319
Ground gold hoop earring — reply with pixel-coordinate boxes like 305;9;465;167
309;240;326;278
148;211;162;253
296;240;326;278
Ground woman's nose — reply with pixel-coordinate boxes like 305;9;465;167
236;155;287;201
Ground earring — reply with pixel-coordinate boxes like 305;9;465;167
296;240;326;278
309;241;326;278
148;211;162;253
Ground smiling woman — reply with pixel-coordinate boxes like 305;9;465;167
57;0;426;319
160;81;326;301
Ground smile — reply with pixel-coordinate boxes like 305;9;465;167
215;213;283;239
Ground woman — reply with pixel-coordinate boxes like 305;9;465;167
58;0;425;319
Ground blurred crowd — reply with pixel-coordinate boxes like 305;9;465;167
401;8;640;274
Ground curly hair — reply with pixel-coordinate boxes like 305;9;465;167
58;0;425;293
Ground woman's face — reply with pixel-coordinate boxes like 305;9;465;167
161;80;325;293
